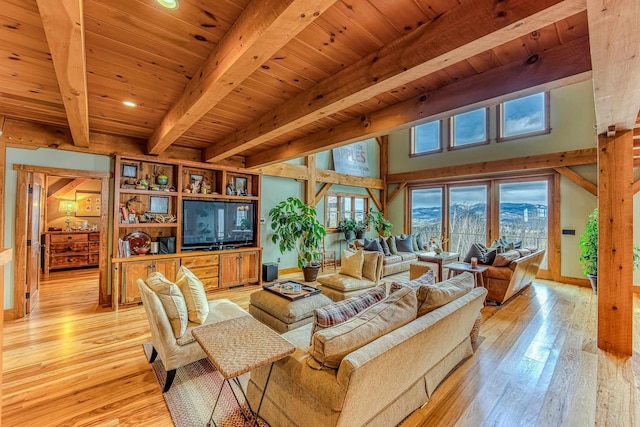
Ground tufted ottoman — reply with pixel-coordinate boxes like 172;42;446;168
249;289;333;333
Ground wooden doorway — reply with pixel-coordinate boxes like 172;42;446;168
13;165;111;318
26;173;43;314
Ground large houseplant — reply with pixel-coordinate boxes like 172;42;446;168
579;208;640;294
367;208;393;237
337;218;358;241
269;197;326;282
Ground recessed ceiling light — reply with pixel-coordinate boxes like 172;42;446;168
123;101;137;107
157;0;178;9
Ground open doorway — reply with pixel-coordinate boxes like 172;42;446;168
13;165;111;318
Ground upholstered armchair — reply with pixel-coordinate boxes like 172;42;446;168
138;278;249;391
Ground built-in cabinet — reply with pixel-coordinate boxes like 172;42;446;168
111;155;262;307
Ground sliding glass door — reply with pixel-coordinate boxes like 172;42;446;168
498;179;549;268
410;187;443;246
449;185;487;254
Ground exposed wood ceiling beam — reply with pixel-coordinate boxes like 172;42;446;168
46;179;87;203
146;0;337;156
587;0;640;134
256;162;384;189
35;0;89;148
246;36;592;168
387;148;597;183
554;167;597;196
205;0;586;163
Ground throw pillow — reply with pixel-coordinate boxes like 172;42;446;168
415;234;425;251
492;249;520;267
489;239;504;254
386;236;398;255
175;266;209;324
463;243;486;263
513;240;523;249
411;234;420;251
481;248;497;265
395;235;414;253
362;251;380;282
379;237;391;256
146;272;188;338
340;249;364;279
308;286;417;370
390;270;436;305
416;272;474;316
363;238;383;253
311;286;386;334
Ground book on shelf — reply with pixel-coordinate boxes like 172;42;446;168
118;238;124;258
123;241;131;258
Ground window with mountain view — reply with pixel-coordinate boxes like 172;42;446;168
449;185;487;254
410;187;443;245
498;92;549;140
325;193;369;231
450;108;489;148
411;120;441;155
498;180;549;268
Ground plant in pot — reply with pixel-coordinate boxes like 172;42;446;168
579;208;640;294
367;208;393;237
337;218;358;241
355;219;368;239
269;197;326;282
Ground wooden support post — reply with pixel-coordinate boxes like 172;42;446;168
387;182;407;206
305;155;316;206
597;130;633;356
377;135;388;216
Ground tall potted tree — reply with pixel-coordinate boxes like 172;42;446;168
269;197;326;282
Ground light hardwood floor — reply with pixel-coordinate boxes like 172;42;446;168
3;270;639;426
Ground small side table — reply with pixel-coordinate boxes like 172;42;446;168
446;262;488;288
192;316;295;427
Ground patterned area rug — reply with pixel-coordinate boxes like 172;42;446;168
142;343;267;427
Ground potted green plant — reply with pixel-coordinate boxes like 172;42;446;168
367;208;393;237
269;197;326;282
579;208;640;294
337;218;358;241
355;219;368;239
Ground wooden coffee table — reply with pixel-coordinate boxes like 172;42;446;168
417;251;460;282
192;316;295;427
446;262;488;288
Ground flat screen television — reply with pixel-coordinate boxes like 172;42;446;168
182;199;256;250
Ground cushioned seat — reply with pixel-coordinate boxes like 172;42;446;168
382;254;402;264
317;250;384;301
249;289;333;333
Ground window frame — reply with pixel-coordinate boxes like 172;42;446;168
496;91;550;142
324;192;370;233
448;107;490;150
410;120;443;157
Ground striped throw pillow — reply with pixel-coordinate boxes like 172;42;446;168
311;286;386;335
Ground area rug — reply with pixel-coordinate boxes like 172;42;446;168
142;343;267;427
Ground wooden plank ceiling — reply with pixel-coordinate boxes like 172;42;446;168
0;0;637;168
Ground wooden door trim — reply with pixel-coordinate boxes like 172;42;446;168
13;170;29;318
12;164;113;316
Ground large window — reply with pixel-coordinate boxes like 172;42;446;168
498;180;548;268
410;187;443;245
498;92;549;140
325;193;369;231
449;108;489;148
410;120;441;156
449;185;487;254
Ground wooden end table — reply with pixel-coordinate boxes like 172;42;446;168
192;316;295;427
446;262;488;288
417;251;460;282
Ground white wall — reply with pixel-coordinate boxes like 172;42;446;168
3;147;111;310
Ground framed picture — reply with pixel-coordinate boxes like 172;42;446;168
149;196;169;214
121;163;138;178
233;176;248;195
76;192;101;217
190;173;203;183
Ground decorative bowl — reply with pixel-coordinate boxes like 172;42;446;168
156;175;169;185
133;245;150;255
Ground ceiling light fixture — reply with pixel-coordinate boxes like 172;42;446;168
157;0;178;9
123;101;137;107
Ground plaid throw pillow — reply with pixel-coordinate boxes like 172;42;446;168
311;286;386;335
389;270;435;293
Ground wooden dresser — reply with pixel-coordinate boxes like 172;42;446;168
43;231;100;274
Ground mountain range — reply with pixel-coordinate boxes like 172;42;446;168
412;202;547;223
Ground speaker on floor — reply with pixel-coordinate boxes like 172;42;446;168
262;262;278;282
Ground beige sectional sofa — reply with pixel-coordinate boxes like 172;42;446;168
350;238;420;277
483;248;545;304
246;276;487;427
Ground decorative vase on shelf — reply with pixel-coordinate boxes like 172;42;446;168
434;247;442;255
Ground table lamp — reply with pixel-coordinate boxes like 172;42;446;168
58;200;78;231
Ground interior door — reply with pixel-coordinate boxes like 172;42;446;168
26;173;43;314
